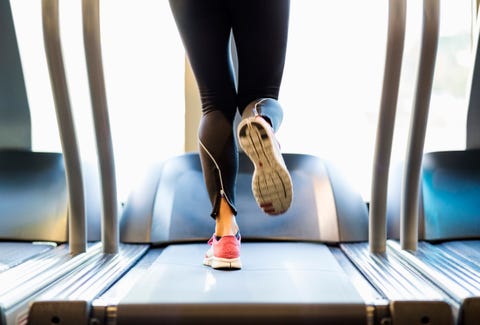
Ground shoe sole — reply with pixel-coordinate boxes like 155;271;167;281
238;119;293;215
204;256;242;269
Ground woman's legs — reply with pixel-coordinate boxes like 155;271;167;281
231;0;293;214
168;0;238;235
230;0;290;118
169;0;291;222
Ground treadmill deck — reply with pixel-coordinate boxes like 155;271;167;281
116;242;367;324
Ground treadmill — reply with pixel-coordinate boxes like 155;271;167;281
384;2;480;325
0;0;144;324
26;0;456;324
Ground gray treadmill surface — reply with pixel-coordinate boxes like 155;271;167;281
0;242;54;271
116;242;367;323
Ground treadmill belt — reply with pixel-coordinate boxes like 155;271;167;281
0;242;54;271
116;242;367;324
439;240;480;262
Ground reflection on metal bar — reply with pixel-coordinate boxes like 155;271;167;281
401;0;440;251
388;240;479;303
369;0;407;253
0;243;102;311
343;242;448;301
82;0;119;254
42;0;87;255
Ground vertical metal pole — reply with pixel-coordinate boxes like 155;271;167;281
369;0;407;253
82;0;119;254
401;0;440;251
42;0;87;255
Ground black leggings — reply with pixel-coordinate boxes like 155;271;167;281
169;0;290;217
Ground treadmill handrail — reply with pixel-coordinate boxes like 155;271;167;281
400;0;440;251
42;0;87;255
369;0;407;253
82;0;119;254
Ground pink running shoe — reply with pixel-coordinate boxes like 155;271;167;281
237;115;293;215
203;234;242;269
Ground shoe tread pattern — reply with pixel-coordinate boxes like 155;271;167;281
238;120;293;215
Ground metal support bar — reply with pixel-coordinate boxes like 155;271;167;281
369;0;407;253
401;0;440;251
42;0;87;255
82;0;119;254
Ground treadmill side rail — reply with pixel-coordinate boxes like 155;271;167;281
388;239;480;325
390;300;453;325
0;243;103;325
341;242;455;325
27;244;148;325
460;297;480;325
28;301;89;325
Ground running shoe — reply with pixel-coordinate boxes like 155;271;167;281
203;233;242;269
237;115;293;215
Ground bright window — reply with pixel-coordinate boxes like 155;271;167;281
11;0;185;201
279;0;472;200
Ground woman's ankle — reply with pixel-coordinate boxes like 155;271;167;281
215;197;239;236
215;216;239;236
